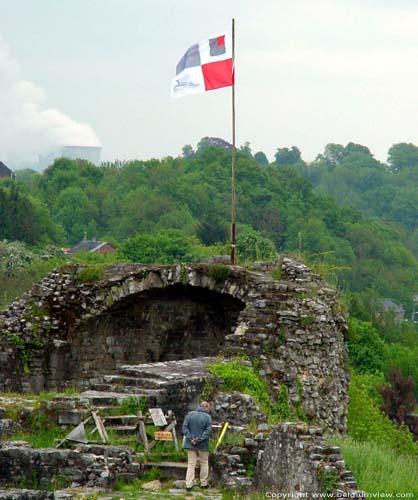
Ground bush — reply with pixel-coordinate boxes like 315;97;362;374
208;264;230;283
207;360;271;412
379;369;416;425
119;229;199;264
207;359;293;423
348;372;418;456
346;318;385;373
236;225;278;263
383;343;418;399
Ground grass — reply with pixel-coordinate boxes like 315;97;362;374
331;435;418;495
9;425;68;448
207;358;295;424
0;257;65;310
106;395;148;416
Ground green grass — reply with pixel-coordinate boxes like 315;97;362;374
331;436;418;495
207;360;271;412
207;359;294;424
0;257;65;310
110;395;148;415
9;425;68;448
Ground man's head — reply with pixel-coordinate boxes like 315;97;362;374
200;401;211;413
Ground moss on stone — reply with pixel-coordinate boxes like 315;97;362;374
0;329;29;373
208;264;230;283
75;263;107;283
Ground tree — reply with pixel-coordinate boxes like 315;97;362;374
345;142;373;157
346;318;385;373
387;143;418;172
52;186;98;244
182;144;195;159
15;169;41;190
238;142;252;159
315;143;346;166
254;151;269;166
119;229;198;264
274;146;302;165
236;225;277;263
0;181;62;245
379;369;416;426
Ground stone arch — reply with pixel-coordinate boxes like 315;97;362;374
63;268;247;387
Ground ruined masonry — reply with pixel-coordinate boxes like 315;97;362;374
0;257;359;497
0;257;349;433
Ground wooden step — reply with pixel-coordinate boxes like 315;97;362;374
107;425;138;433
102;415;139;427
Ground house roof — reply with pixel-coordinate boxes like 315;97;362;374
67;239;113;254
382;299;405;313
0;161;15;179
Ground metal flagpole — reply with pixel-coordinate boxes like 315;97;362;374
231;18;236;265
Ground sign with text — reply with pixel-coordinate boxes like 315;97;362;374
149;408;168;426
154;431;173;441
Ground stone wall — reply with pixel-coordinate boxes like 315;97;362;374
66;285;244;386
255;423;365;498
0;258;349;433
0;442;140;490
212;392;267;427
0;489;54;500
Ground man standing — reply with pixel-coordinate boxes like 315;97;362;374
182;401;212;490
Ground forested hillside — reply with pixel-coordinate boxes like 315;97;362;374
5;140;418;316
1;138;418;491
293;142;418;258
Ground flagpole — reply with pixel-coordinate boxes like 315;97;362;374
231;17;236;265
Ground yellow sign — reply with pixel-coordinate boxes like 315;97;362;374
154;431;173;441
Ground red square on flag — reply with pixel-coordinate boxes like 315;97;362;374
202;59;234;91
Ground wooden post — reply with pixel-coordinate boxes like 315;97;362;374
231;17;237;265
138;413;149;452
92;411;109;444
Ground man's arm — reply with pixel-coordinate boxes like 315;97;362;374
197;415;212;443
182;414;193;440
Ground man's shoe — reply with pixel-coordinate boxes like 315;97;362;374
200;484;209;489
186;486;193;491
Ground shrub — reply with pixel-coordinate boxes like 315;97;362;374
207;359;297;423
346;318;385;373
379;369;416;425
207;360;271;412
208;264;230;283
348;372;418;456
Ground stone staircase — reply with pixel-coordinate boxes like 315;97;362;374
49;357;218;431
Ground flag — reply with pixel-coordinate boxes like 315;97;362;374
171;31;234;98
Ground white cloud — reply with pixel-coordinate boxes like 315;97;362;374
0;36;100;164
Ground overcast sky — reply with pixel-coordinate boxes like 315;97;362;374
0;0;417;166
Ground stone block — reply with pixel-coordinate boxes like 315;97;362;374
58;410;82;426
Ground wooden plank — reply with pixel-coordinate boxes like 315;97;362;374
171;424;179;452
138;418;149;452
92;411;109;444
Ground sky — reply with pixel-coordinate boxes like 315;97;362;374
0;0;417;167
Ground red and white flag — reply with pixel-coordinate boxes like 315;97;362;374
171;31;234;98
